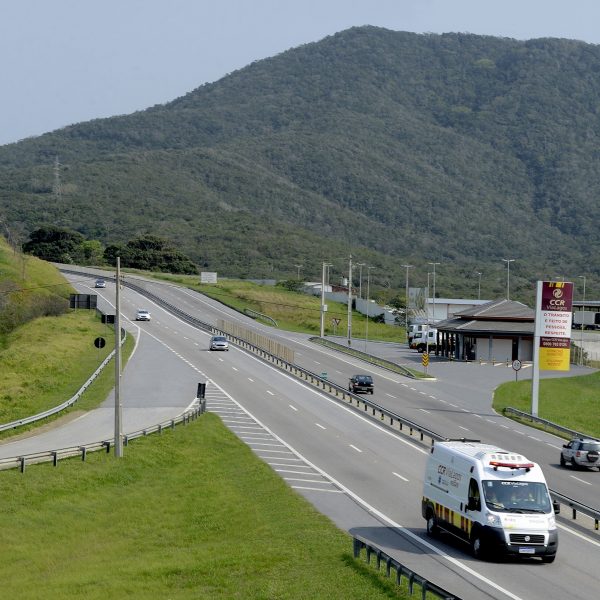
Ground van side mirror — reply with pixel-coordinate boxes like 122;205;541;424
553;500;560;515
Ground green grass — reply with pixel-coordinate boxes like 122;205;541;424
0;310;134;438
0;414;408;599
493;371;600;438
141;272;407;342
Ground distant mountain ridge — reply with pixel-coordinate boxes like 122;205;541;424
1;26;600;299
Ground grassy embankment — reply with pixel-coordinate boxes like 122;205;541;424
150;273;406;342
0;413;412;599
0;241;133;437
493;372;600;439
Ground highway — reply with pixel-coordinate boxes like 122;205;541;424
3;269;599;600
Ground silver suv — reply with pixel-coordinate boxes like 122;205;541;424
560;438;600;470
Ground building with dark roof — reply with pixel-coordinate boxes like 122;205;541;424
434;299;535;362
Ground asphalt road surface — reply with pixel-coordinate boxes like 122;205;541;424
3;269;598;600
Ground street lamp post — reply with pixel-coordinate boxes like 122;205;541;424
578;275;586;366
501;259;515;300
347;255;352;346
365;266;374;351
356;263;365;300
428;262;440;355
401;264;414;338
475;271;482;300
320;262;333;338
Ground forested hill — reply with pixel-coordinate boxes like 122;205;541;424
1;26;600;298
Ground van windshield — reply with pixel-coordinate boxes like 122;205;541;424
482;480;551;513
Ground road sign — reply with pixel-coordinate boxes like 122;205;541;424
422;352;429;367
332;318;341;326
94;337;106;349
512;359;522;371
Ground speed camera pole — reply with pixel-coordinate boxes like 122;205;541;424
114;257;123;457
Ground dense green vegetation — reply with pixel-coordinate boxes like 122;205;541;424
2;27;600;302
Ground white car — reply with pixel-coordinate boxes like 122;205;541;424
135;309;151;321
209;335;229;351
95;279;106;288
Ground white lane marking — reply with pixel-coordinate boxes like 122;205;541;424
419;409;431;414
291;486;343;493
350;444;362;453
429;395;436;399
218;357;224;362
393;472;409;482
515;430;526;435
449;403;458;407
201;373;600;598
248;378;254;382
570;476;592;486
546;443;562;449
385;393;396;398
419;391;427;396
246;442;286;447
458;426;469;431
232;366;238;372
473;414;483;419
315;423;326;430
266;390;275;396
285;478;333;484
528;435;541;441
275;469;316;476
500;424;509;429
289;405;298;411
314;361;321;365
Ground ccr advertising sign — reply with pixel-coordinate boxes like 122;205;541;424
535;281;573;370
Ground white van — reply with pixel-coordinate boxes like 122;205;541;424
422;441;558;562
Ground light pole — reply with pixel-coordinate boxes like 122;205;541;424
294;264;303;281
475;271;482;300
356;262;365;300
401;264;414;338
320;262;332;338
428;262;440;355
347;255;353;346
578;275;586;366
365;266;374;351
501;259;515;300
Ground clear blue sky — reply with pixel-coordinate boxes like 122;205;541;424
2;0;600;146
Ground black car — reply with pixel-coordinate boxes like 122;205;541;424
349;374;374;394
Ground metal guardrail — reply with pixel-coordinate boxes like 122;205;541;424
244;308;278;326
60;269;600;529
503;407;600;441
0;329;126;433
309;336;417;379
0;400;205;472
353;536;461;600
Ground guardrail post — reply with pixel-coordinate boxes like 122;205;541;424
81;446;87;461
572;507;577;520
353;537;361;558
124;435;129;446
52;451;58;467
104;441;111;453
19;457;25;473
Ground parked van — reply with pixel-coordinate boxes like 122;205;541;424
409;328;438;352
407;324;426;344
422;440;558;562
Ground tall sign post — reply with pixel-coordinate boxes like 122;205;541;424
347;255;352;346
531;281;573;416
114;257;123;457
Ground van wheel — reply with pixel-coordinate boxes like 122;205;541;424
426;513;439;537
470;531;486;560
541;554;556;564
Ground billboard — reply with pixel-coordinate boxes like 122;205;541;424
534;281;573;370
200;272;218;284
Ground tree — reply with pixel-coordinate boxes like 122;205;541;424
23;226;85;263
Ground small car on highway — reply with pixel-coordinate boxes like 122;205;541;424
560;438;600;470
209;335;229;351
95;279;106;288
348;374;374;394
135;309;151;321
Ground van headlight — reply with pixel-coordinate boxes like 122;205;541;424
547;514;556;530
486;513;502;528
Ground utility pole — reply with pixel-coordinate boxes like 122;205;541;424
114;257;123;457
53;155;62;201
320;262;332;338
294;264;303;281
427;262;440;356
401;264;414;337
475;271;482;300
356;263;365;299
502;259;515;300
578;275;586;366
364;266;374;352
347;255;353;346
